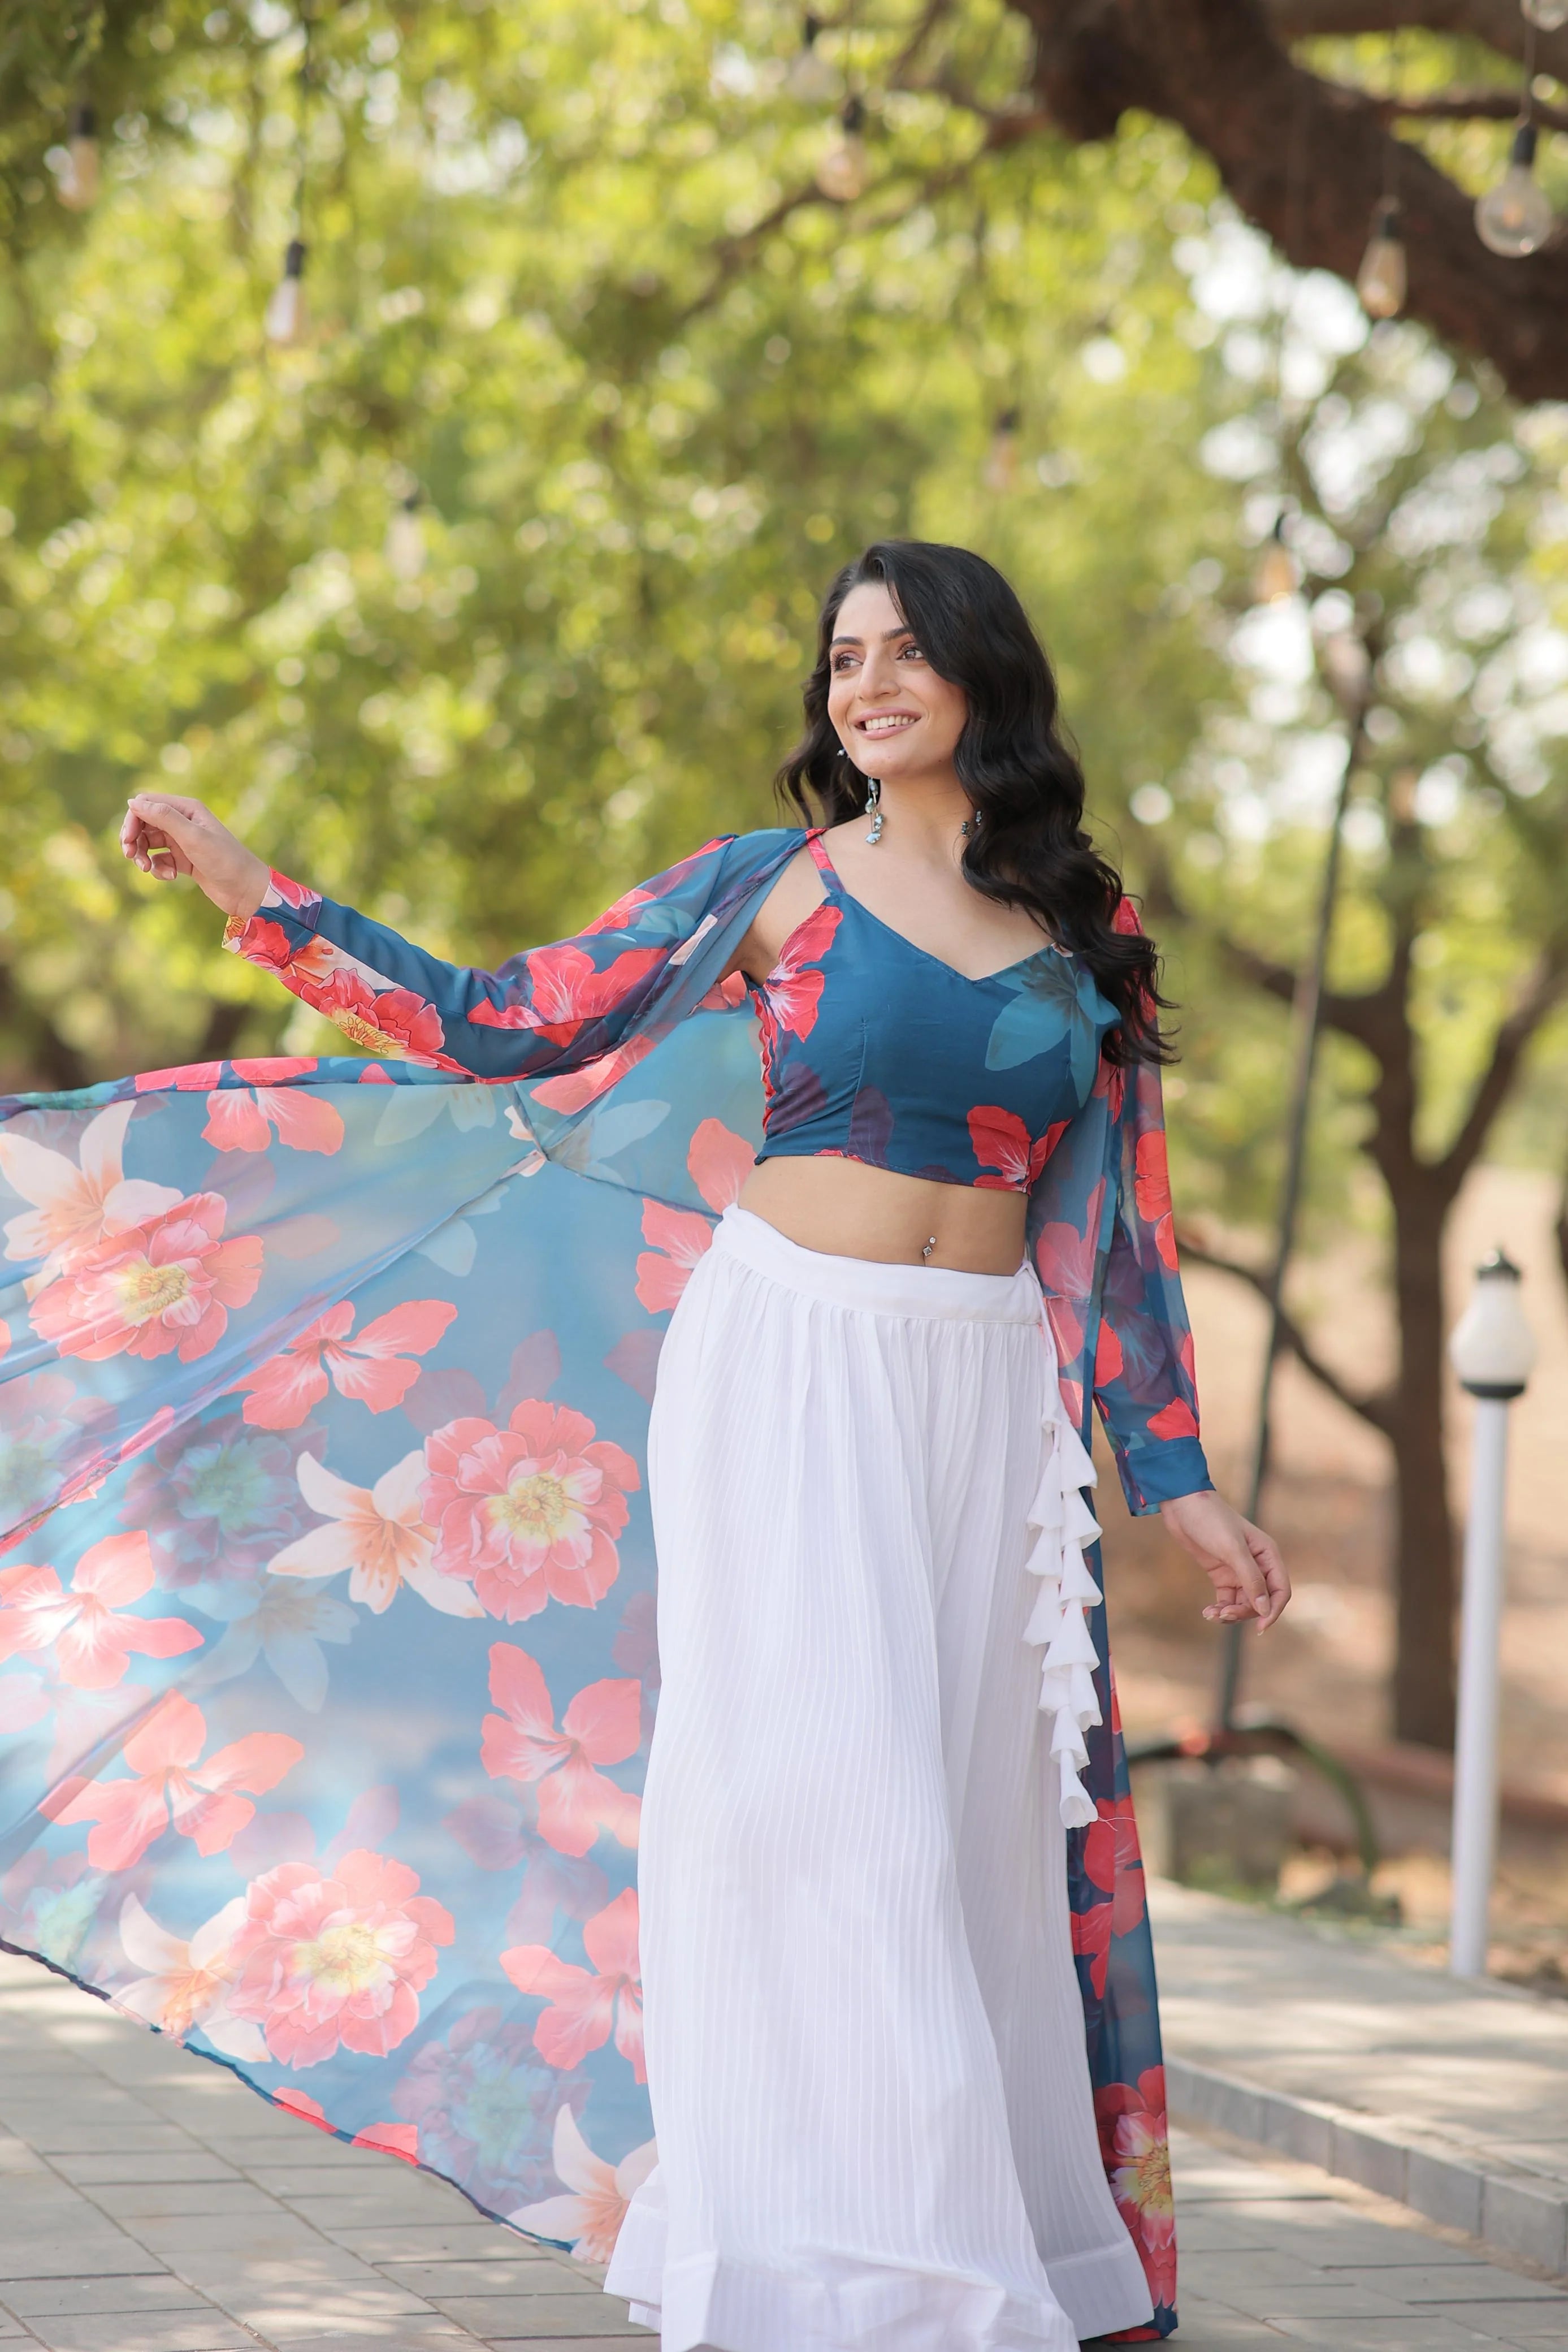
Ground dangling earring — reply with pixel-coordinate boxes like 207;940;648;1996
864;776;884;845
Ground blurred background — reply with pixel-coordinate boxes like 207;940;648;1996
5;0;1568;1974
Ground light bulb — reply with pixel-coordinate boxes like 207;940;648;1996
1355;198;1406;319
786;13;841;103
817;97;868;202
1253;516;1298;604
1522;0;1568;28
58;103;99;211
265;237;309;344
1475;122;1554;258
385;493;426;581
985;409;1020;493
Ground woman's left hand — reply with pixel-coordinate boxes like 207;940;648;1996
1158;1490;1290;1633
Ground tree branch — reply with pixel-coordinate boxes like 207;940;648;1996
1177;1225;1396;1434
1013;0;1568;404
1435;935;1568;1199
1384;89;1568;138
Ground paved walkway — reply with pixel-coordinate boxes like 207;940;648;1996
5;1932;1568;2349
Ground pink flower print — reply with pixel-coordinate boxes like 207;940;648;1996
1133;1128;1178;1271
421;1400;638;1623
50;1690;304;1871
306;970;454;1067
480;1644;640;1858
226;1847;454;2068
531;1034;656;1113
222;915;337;990
114;1891;265;2061
235;1298;457;1430
467;944;666;1046
262;871;322;914
510;2103;657;2262
0;1368;110;1531
501;1886;645;2082
202;1087;344;1156
968;1105;1049;1192
1094;2066;1175;2308
1094;1319;1124;1387
757;902;839;1041
631;1117;751;1312
1035;1177;1106;1305
29;1192;264;1365
391;2004;576;2207
0;1532;202;1689
1071;1795;1146;1998
0;1100;184;1291
125;1412;323;1590
268;1447;482;1618
634;1200;713;1314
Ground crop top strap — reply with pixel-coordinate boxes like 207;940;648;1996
804;829;841;888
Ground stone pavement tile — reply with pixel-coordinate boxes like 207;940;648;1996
128;2225;336;2266
1183;2252;1341;2297
430;2297;647;2337
0;2278;219;2319
241;2154;427;2187
272;2336;478;2349
380;2263;596;2298
1259;2320;1504;2349
480;2337;655;2349
81;2184;284;2220
1328;2264;1568;2303
1250;2281;1444;2318
1159;2294;1292;2346
328;2228;531;2264
16;2126;200;2158
52;2153;242;2186
1240;2207;1490;2265
16;2319;260;2352
0;2245;169;2282
210;2297;448;2342
278;2196;476;2232
1450;2311;1568;2346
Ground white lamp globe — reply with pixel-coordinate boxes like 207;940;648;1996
1448;1250;1536;1398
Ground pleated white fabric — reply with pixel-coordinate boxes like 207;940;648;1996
601;1208;1154;2351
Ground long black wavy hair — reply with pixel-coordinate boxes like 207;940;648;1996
777;541;1171;1066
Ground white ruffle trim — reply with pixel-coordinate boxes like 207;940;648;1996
1024;1320;1103;1830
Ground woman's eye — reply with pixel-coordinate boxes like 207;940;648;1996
899;642;925;662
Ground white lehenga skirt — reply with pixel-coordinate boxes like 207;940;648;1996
603;1207;1154;2352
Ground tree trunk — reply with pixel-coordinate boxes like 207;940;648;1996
1385;1169;1457;1748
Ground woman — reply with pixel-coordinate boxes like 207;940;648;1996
4;542;1283;2351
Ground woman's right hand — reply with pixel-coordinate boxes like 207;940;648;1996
120;794;271;920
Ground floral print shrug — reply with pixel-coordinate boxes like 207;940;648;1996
224;827;1211;1517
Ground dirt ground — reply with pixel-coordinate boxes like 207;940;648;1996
1103;1161;1568;1978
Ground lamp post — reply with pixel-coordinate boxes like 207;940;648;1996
1447;1249;1536;1979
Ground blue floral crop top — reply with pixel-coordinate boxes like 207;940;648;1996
752;833;1120;1192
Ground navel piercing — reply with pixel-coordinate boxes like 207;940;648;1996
864;776;883;845
921;1235;937;1263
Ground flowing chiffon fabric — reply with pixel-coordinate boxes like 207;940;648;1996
606;1210;1153;2350
0;830;1182;2340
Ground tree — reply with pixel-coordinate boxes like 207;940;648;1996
1129;230;1568;1745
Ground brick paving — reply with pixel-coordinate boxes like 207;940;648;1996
5;1948;1568;2349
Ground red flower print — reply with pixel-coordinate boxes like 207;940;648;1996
1071;1793;1147;1996
234;1298;457;1430
49;1690;302;1871
502;1886;644;2081
1095;1320;1124;1386
758;902;839;1041
223;915;337;990
306;970;453;1067
1133;1129;1178;1271
633;1119;753;1312
1034;1178;1105;1304
467;944;666;1046
202;1087;344;1156
1095;2065;1175;2308
421;1399;638;1622
29;1192;263;1365
264;871;322;913
0;1532;202;1690
968;1105;1050;1192
226;1847;454;2069
531;1033;656;1113
480;1643;641;1857
1147;1398;1199;1441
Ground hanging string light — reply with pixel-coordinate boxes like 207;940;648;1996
1356;37;1408;319
57;102;100;212
1253;512;1300;604
984;408;1021;493
1476;18;1554;255
1522;0;1568;31
786;12;841;103
265;7;314;345
817;94;869;201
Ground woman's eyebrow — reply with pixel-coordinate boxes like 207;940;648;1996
829;626;911;648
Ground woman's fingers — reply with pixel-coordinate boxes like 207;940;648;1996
120;795;270;917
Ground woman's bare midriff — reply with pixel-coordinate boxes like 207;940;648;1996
737;1154;1029;1274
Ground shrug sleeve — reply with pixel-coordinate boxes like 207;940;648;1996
222;837;757;1083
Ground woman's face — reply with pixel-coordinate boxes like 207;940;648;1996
826;581;968;786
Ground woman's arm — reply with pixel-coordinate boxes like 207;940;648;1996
121;793;739;1083
1094;1050;1289;1633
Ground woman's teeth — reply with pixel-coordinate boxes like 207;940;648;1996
860;714;914;734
